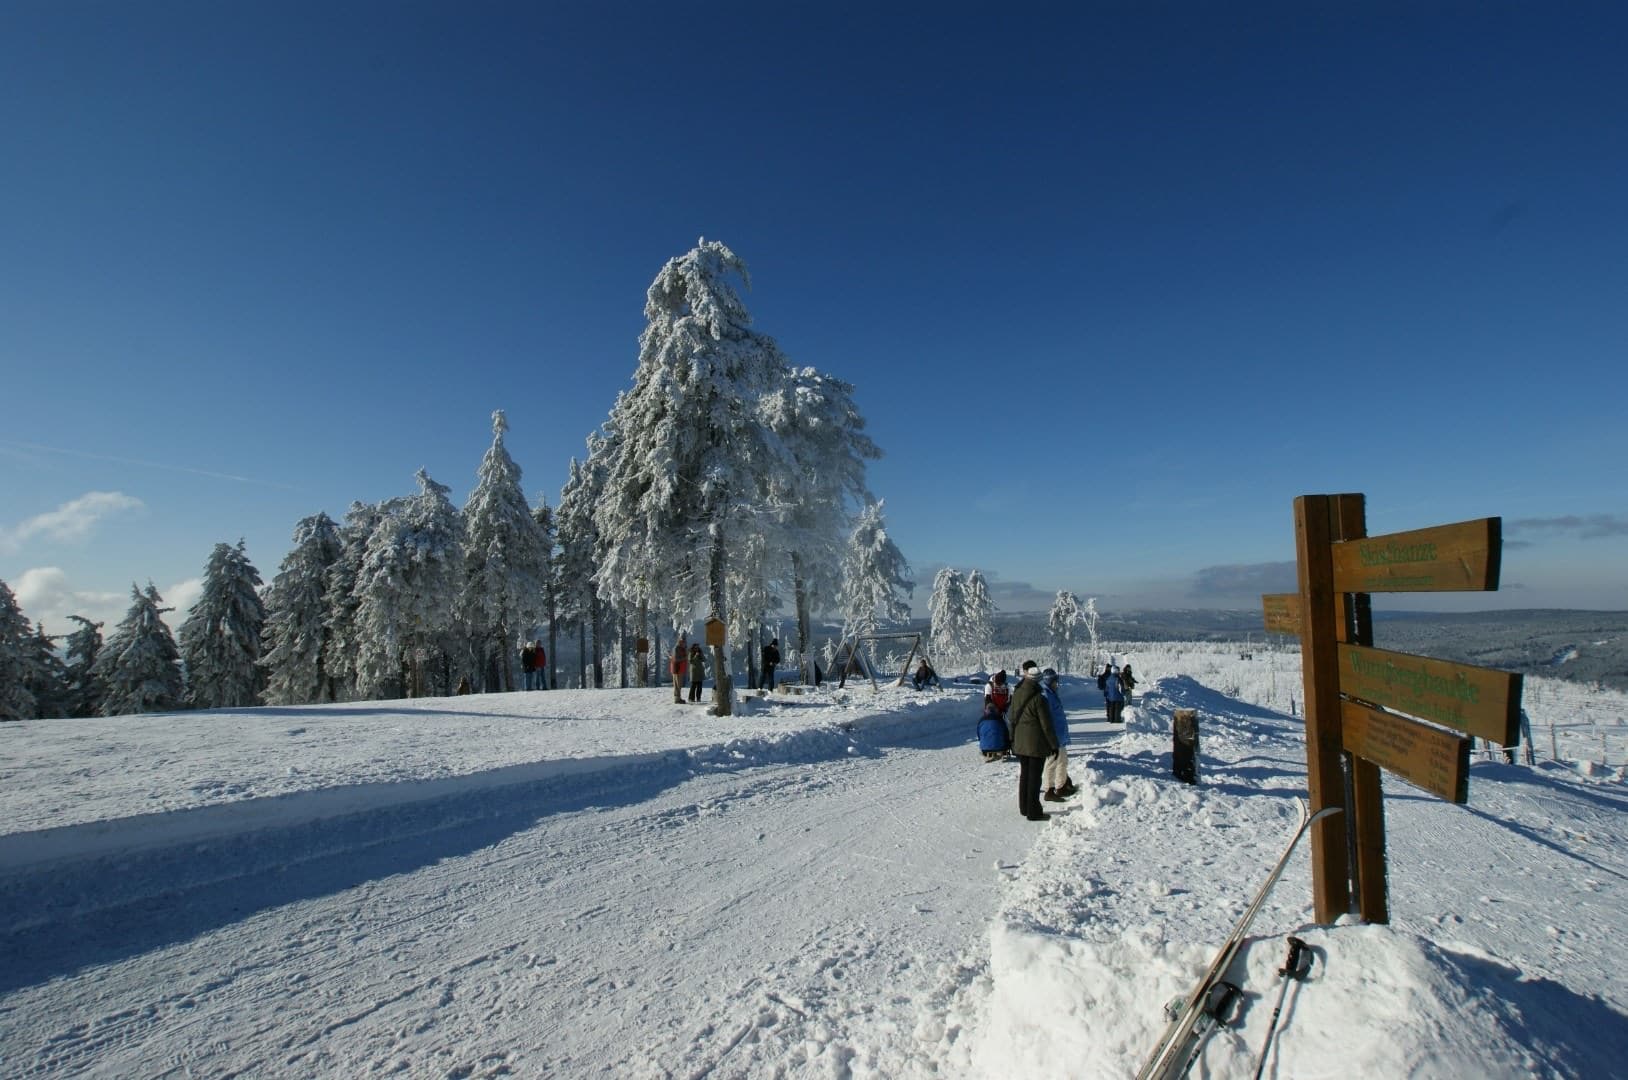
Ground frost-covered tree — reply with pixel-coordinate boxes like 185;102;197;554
354;470;464;699
179;540;266;709
92;583;185;716
0;579;37;721
557;451;607;689
928;568;972;664
1083;597;1101;671
532;497;558;690
964;569;995;664
21;622;71;719
262;512;343;705
461;410;549;692
837;501;914;660
1047;589;1083;674
322;502;382;701
593;240;804;714
62;615;105;718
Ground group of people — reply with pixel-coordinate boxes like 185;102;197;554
669;637;708;703
1097;661;1135;723
978;663;1076;821
519;641;548;690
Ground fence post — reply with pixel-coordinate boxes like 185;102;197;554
1172;709;1199;784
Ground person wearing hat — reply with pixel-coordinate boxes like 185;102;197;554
1009;660;1060;821
1104;659;1126;723
1041;668;1076;801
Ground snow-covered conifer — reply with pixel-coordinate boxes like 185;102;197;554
322;502;382;701
21;621;71;719
928;568;971;664
532;497;558;690
262;512;343;705
63;615;105;718
461;410;549;691
0;579;37;721
1048;589;1083;673
354;470;464;698
964;570;995;664
557;452;607;689
1083;597;1101;670
179;540;267;709
92;583;185;716
837;501;914;656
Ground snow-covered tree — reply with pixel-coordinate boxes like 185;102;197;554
354;470;465;699
322;502;382;701
461;410;549;692
262;512;343;705
1083;597;1101;671
532;496;558;690
964;569;995;664
837;501;914;659
1047;589;1083;673
179;540;266;709
92;583;185;716
928;568;971;664
0;579;37;721
62;615;105;718
593;240;805;714
557;451;607;689
21;621;71;719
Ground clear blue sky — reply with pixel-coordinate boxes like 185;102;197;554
3;2;1626;634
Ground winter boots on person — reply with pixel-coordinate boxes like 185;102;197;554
1044;779;1079;802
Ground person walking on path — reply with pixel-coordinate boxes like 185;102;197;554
670;637;688;704
1104;661;1126;723
1041;668;1075;801
761;638;781;691
1119;662;1137;704
1009;660;1059;821
533;642;547;690
687;641;706;703
520;642;537;691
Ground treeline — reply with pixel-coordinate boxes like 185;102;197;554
1;240;919;720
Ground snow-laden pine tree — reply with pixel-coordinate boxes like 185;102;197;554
593;240;804;714
532;496;558;690
262;512;343;705
461;410;549;692
62;615;105;718
557;451;607;690
322;502;382;701
964;569;995;666
1048;589;1083;673
1083;597;1101;671
837;501;914;665
928;568;971;666
22;621;70;719
0;579;37;721
92;583;185;716
179;540;266;709
354;470;465;699
761;366;882;678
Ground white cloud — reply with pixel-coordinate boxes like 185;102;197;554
11;566;200;637
0;492;146;554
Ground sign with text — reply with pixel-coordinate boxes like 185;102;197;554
1341;700;1469;804
1330;517;1501;593
1338;643;1521;745
1262;593;1304;636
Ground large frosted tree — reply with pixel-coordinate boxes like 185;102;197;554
0;579;36;721
837;500;914;660
354;470;464;699
928;568;972;665
557;451;607;689
1047;589;1083;673
322;502;382;702
92;583;185;716
179;540;266;709
262;512;343;705
532;497;558;689
593;239;803;714
462;410;550;691
964;569;996;665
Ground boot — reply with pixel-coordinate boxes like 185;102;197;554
1044;788;1062;802
1027;811;1051;822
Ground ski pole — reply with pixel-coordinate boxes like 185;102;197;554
1251;936;1313;1080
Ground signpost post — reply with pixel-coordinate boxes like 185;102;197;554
1265;495;1522;924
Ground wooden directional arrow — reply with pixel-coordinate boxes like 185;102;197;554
1330;517;1501;593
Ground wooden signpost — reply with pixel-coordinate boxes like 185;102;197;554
1265;495;1523;925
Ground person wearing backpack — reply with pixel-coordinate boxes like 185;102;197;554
1010;661;1059;820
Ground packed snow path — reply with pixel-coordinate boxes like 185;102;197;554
2;699;1074;1078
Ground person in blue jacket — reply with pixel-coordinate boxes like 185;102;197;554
977;700;1011;761
1104;661;1126;723
1041;668;1076;800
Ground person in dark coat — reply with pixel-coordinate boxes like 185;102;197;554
1009;660;1059;821
520;642;537;691
687;642;705;703
761;638;781;691
1118;663;1137;703
912;659;939;690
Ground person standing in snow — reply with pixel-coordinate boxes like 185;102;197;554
761;638;781;691
1104;661;1126;723
1118;662;1136;704
670;637;688;704
688;641;706;703
1041;668;1076;802
533;642;547;690
520;641;537;691
1010;660;1059;821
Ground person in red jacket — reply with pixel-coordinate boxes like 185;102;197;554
670;637;688;704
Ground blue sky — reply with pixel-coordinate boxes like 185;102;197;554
3;2;1626;634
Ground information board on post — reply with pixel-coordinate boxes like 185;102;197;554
1330;517;1501;593
1340;700;1469;804
1337;643;1521;746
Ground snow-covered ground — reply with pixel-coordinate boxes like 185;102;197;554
2;647;1624;1078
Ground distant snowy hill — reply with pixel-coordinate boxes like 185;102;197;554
2;645;1624;1077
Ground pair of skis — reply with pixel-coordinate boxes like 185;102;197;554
1135;798;1340;1080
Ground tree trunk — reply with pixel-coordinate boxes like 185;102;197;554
577;620;586;690
709;531;732;716
637;600;649;687
793;558;811;684
590;595;604;689
618;612;629;688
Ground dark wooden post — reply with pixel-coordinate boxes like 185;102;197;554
1296;495;1351;922
1172;709;1199;784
